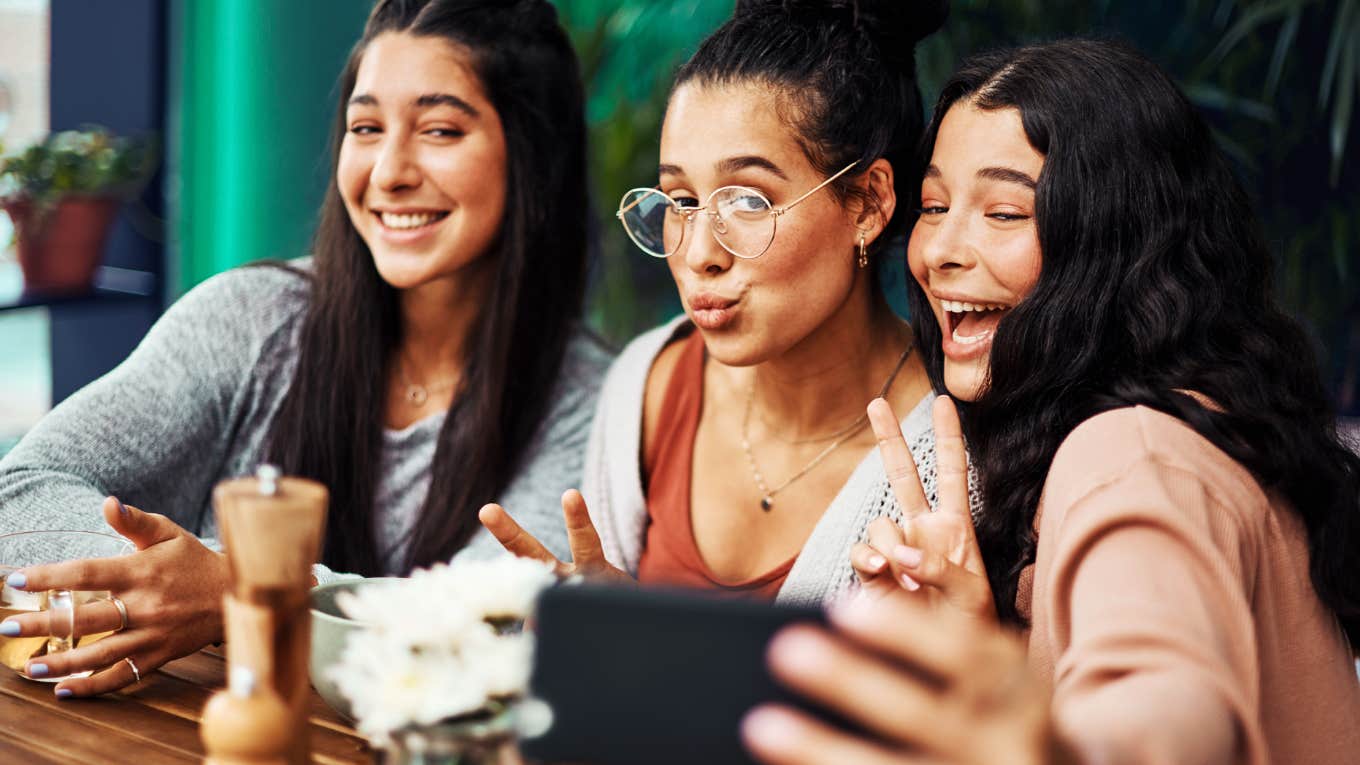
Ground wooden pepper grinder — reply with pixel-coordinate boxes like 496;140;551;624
201;465;328;765
201;667;292;765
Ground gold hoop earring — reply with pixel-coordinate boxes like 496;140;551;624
857;232;869;269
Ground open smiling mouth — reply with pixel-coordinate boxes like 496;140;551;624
942;299;1011;345
375;211;450;231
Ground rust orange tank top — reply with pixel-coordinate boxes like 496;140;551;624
636;330;795;599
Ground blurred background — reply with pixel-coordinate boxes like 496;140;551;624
1;0;1356;457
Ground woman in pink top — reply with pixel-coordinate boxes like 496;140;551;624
741;39;1360;765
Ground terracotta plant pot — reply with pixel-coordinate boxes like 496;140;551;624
4;196;120;294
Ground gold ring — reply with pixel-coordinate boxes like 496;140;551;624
109;596;129;632
124;657;141;684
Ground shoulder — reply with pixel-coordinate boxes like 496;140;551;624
163;259;312;341
1050;406;1262;505
557;327;617;392
596;315;694;418
1040;406;1270;551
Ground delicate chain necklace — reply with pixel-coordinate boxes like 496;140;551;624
741;343;913;512
397;353;460;407
755;404;872;445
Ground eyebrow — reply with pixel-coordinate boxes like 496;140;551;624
977;166;1037;190
658;155;790;181
922;164;1038;191
347;92;480;118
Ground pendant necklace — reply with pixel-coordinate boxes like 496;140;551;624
398;354;459;407
741;343;913;512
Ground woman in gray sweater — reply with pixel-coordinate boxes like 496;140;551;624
0;0;609;698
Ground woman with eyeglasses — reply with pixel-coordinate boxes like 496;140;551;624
479;0;962;605
0;0;609;697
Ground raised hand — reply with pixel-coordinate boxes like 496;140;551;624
850;395;993;620
0;497;230;697
742;590;1068;765
479;489;633;584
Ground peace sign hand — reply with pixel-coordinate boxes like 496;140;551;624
479;489;633;585
849;396;994;620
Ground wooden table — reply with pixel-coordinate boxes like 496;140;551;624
0;649;370;763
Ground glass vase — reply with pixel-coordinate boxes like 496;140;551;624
374;711;518;765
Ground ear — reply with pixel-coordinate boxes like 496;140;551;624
855;158;897;244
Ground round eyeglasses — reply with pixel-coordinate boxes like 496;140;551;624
616;161;858;259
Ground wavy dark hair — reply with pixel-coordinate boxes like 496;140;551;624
266;0;588;575
675;0;949;275
906;39;1360;648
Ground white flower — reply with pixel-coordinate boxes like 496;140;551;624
328;553;555;742
434;556;557;622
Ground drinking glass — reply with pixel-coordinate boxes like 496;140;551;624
0;530;134;681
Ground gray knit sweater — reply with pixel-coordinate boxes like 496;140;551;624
0;263;613;582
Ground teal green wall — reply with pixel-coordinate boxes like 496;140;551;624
171;0;372;293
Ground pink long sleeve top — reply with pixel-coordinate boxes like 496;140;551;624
1020;406;1360;764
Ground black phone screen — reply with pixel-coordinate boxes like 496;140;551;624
521;583;839;765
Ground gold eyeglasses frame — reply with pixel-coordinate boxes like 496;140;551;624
616;160;860;259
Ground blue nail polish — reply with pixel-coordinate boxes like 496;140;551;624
116;497;128;516
55;688;73;699
28;663;49;678
6;572;27;589
0;620;19;636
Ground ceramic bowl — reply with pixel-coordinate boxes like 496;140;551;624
309;577;398;720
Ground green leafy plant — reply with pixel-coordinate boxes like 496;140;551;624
0;127;156;241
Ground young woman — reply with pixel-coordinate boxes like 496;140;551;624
742;39;1360;765
0;0;609;698
480;0;955;604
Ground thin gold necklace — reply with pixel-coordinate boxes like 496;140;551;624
741;343;913;512
397;353;459;407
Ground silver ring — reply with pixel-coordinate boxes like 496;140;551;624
109;596;129;632
124;657;141;684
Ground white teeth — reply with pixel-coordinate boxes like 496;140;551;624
941;299;1008;313
952;327;991;345
380;212;443;230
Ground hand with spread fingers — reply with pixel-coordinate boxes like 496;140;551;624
0;496;229;698
742;589;1075;765
479;489;633;584
849;396;993;621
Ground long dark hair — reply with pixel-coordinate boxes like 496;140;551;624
906;39;1360;647
674;0;949;273
267;0;588;575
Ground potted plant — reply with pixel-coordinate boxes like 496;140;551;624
0;127;154;293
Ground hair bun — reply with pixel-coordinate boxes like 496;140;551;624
733;0;949;45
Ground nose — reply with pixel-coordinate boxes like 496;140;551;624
919;212;976;273
371;133;422;192
680;210;733;276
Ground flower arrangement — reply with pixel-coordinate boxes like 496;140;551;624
329;555;556;745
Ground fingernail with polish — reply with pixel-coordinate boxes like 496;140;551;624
55;688;73;699
901;572;921;591
28;663;49;678
6;572;27;590
0;620;19;637
115;497;128;516
867;554;886;571
741;707;798;754
893;544;923;568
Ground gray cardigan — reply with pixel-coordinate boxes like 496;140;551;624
0;263;613;581
581;315;964;606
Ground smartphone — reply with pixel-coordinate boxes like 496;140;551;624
521;583;845;765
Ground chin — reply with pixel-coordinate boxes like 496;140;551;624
370;255;434;290
693;327;769;368
943;360;988;403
